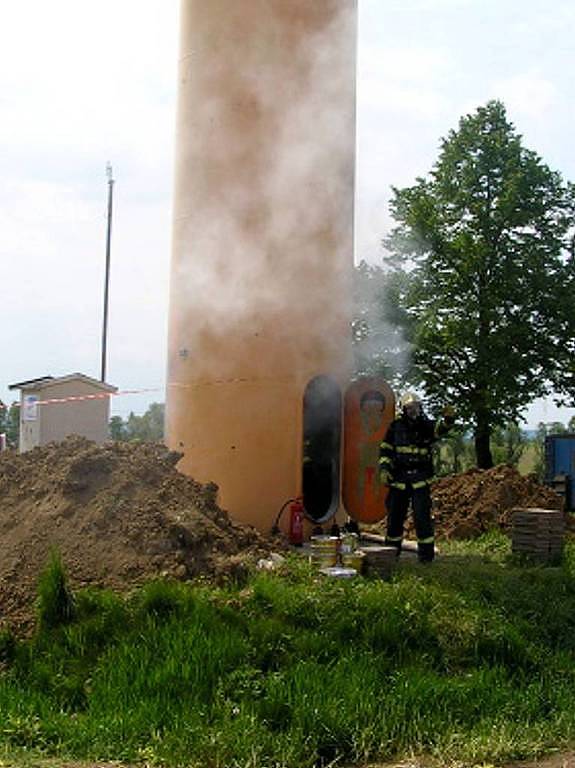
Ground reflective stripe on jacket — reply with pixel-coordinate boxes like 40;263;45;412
379;413;450;487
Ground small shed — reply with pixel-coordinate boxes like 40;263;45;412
8;374;117;453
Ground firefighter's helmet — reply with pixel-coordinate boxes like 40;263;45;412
399;392;421;409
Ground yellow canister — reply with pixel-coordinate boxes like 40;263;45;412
341;551;365;573
310;535;339;568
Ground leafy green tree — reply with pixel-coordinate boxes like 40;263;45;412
0;402;6;437
0;402;20;449
491;422;527;467
383;100;575;468
109;403;165;442
434;428;476;476
7;404;20;447
109;415;128;441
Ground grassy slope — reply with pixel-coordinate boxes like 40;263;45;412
1;535;575;768
517;442;538;476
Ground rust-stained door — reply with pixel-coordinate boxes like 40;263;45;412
342;378;395;523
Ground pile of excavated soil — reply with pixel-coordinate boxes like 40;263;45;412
431;465;564;539
0;437;270;632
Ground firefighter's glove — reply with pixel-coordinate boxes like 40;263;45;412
379;469;392;486
441;405;456;425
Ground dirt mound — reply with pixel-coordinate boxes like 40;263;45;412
0;437;269;632
431;465;564;539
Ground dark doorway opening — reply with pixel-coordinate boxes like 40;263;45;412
302;375;342;523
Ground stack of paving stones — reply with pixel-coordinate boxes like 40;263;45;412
511;507;565;564
360;545;399;578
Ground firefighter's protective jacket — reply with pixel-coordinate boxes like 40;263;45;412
379;413;451;489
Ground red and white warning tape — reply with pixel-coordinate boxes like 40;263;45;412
0;387;162;410
0;376;280;411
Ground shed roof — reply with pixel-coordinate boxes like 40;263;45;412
9;373;117;394
8;376;54;390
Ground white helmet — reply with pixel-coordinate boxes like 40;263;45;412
399;392;421;409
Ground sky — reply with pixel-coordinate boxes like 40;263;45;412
1;0;574;428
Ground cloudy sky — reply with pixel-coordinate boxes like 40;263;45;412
1;0;574;427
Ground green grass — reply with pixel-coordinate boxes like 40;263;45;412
35;548;76;630
517;441;538;475
1;535;575;767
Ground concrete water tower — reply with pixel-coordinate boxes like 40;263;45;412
166;0;358;531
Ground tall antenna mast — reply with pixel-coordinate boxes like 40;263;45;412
100;162;114;382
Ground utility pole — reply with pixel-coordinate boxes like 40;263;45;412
100;163;114;383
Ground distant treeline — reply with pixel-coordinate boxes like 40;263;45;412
109;402;164;443
435;418;575;479
106;403;574;482
0;402;19;448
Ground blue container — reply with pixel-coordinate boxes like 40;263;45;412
545;434;575;510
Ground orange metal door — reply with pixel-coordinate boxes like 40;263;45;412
342;378;395;524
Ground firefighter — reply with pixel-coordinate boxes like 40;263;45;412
379;392;455;563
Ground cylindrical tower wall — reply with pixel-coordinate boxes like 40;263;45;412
166;0;357;531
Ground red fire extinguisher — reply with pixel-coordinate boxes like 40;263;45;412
289;497;305;546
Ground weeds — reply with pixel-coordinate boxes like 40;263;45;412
0;628;15;671
36;548;76;630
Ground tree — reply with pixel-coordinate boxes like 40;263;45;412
109;403;165;442
490;422;527;467
0;401;20;449
383;100;575;468
434;428;475;476
109;415;128;441
6;404;19;447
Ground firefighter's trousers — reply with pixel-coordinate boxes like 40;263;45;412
385;484;435;562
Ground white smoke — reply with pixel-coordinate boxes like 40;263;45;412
352;260;414;387
168;1;358;383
